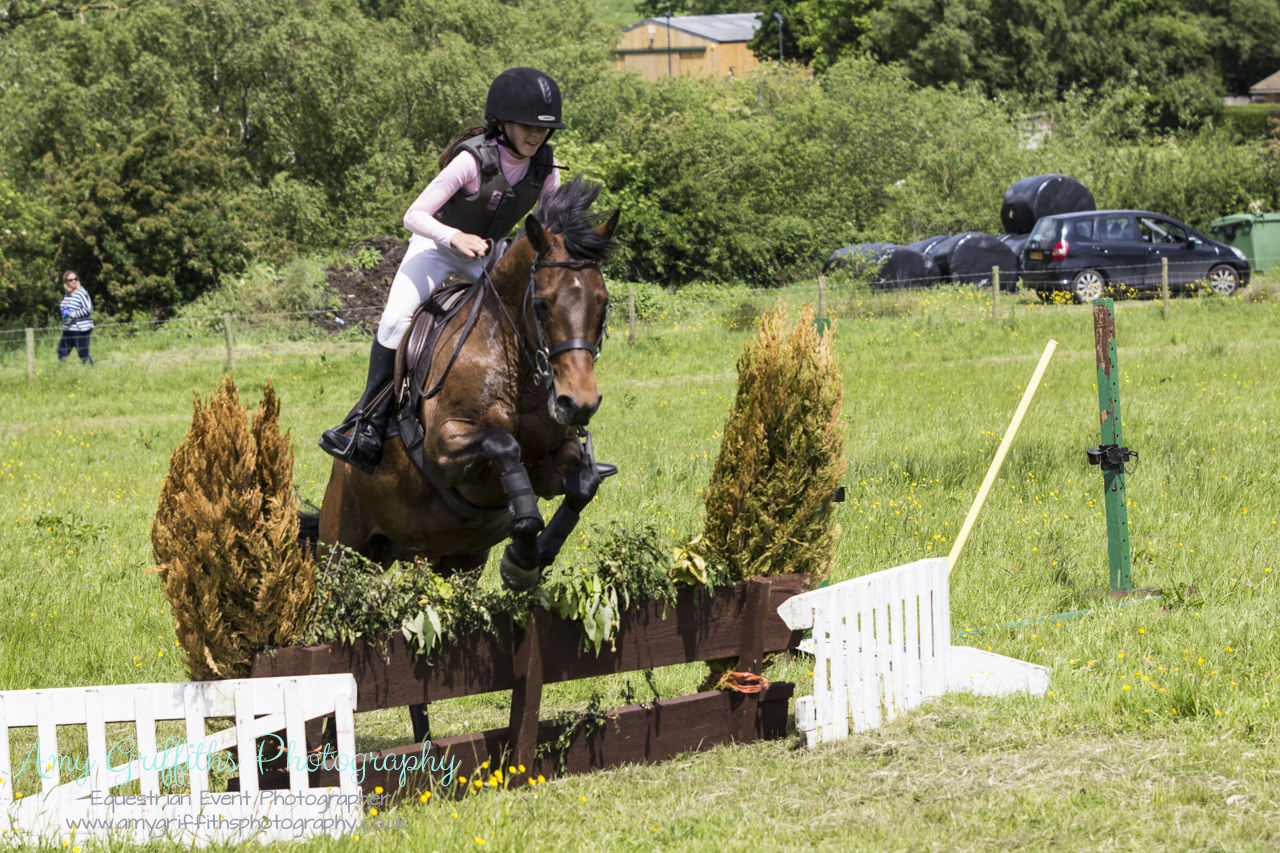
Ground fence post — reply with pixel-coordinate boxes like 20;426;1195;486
991;266;1000;319
627;287;636;347
1092;299;1132;592
25;328;35;380
1161;257;1169;320
222;314;235;374
508;610;546;779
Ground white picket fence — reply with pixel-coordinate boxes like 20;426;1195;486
0;674;360;846
778;557;1049;747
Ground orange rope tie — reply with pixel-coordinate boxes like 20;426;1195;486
715;670;770;694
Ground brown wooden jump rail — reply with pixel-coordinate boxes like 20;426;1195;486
248;573;808;799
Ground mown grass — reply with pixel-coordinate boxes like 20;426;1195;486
1;282;1279;850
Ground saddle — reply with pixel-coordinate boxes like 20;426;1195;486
393;278;477;413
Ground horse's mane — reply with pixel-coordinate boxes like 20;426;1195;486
528;176;617;262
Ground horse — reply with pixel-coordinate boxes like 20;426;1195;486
317;179;618;737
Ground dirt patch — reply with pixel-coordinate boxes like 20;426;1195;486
316;236;407;334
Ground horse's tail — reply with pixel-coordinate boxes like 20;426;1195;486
297;500;321;557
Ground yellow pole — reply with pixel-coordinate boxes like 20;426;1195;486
948;339;1059;576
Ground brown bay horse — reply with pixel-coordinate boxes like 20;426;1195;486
318;177;619;591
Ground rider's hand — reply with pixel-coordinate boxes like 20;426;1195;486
450;232;489;259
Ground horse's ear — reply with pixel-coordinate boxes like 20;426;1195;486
596;208;620;240
525;215;550;255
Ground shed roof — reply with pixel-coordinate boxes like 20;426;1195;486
1251;69;1280;95
623;13;762;44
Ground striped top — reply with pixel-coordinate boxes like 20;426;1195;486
60;288;93;332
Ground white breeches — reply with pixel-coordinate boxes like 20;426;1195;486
376;236;488;348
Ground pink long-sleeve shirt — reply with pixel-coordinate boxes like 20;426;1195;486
402;138;562;246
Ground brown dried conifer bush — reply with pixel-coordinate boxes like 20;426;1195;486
152;376;315;680
703;302;846;586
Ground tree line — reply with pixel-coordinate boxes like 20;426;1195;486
1;0;1278;324
646;0;1280;131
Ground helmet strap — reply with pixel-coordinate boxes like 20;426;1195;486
494;124;522;156
495;123;554;157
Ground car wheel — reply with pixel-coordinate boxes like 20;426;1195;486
1207;264;1239;296
1070;269;1106;303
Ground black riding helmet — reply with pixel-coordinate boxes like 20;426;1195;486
485;67;567;130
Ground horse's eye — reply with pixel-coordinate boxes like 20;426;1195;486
533;298;551;317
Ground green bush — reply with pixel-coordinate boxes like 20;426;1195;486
0;173;54;324
175;257;329;322
1223;104;1280;141
702;302;846;584
48;118;253;318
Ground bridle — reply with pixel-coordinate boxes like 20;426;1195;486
510;256;609;389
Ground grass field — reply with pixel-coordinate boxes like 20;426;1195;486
2;282;1280;850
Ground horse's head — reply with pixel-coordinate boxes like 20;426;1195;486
517;179;619;427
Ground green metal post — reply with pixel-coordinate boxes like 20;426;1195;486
1093;299;1132;591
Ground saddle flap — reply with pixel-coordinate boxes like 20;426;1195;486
394;277;476;410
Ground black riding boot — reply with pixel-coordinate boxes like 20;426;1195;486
319;341;397;474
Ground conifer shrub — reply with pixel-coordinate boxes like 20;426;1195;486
152;377;315;680
702;302;846;586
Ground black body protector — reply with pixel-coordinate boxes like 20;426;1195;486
434;136;556;241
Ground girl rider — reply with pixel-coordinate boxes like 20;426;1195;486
320;67;566;473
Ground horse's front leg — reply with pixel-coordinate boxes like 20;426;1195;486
536;451;605;568
460;429;543;590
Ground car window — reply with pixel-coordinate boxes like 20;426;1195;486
1071;219;1094;240
1099;216;1136;242
1029;218;1060;241
1138;216;1187;243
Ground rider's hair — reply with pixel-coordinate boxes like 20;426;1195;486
437;119;502;170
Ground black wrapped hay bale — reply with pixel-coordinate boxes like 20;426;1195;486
930;232;1019;290
998;232;1030;264
1000;174;1095;234
823;243;937;289
823;242;895;275
907;235;950;259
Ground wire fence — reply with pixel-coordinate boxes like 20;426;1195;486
1;266;1271;380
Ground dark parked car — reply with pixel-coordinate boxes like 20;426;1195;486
1020;210;1250;302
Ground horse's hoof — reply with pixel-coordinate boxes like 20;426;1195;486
500;553;541;591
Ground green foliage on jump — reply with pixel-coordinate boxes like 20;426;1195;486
151;377;315;680
301;523;713;659
702;302;846;585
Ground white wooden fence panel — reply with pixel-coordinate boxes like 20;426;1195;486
778;557;1049;747
0;674;360;846
856;585;879;731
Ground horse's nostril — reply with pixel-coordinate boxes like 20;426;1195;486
556;394;599;425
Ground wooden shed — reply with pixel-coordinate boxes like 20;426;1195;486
1250;70;1280;103
615;13;762;81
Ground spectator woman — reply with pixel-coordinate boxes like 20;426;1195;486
57;270;94;365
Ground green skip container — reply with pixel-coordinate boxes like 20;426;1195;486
1209;212;1280;273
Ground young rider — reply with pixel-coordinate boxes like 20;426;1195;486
320;67;566;473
